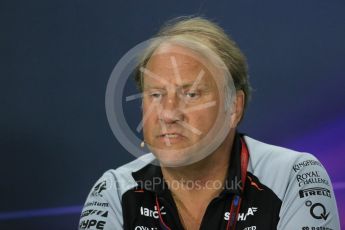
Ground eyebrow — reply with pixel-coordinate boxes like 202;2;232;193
143;82;209;90
181;82;210;90
143;85;165;90
143;81;210;90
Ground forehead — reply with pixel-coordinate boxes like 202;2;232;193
144;44;219;86
148;44;201;69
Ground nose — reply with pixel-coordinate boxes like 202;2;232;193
158;92;184;124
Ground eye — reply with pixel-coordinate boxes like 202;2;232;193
185;91;200;99
150;92;162;98
149;91;165;100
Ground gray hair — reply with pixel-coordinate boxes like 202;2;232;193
135;16;251;113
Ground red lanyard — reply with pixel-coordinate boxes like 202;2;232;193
155;195;172;230
226;138;249;230
155;137;249;230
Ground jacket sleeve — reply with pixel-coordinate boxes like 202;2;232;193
79;170;123;230
277;153;340;230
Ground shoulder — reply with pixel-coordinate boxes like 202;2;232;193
244;135;316;164
244;136;340;229
99;153;156;198
78;153;156;229
244;135;323;200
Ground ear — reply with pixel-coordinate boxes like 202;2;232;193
230;90;245;129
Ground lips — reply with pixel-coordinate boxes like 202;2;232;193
157;132;186;143
160;133;181;138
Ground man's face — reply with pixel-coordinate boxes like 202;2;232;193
141;44;228;167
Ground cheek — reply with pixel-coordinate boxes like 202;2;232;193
188;108;218;131
142;101;156;120
142;119;155;142
142;100;149;113
142;106;161;134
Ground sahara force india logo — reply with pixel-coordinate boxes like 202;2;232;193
91;181;107;197
224;207;258;221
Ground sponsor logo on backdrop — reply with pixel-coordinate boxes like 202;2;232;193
299;187;331;198
296;171;329;187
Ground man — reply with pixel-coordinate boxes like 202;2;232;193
79;17;340;230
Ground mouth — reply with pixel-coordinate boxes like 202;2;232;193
157;132;186;144
160;133;182;138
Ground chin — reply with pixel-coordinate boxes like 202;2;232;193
151;147;205;167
